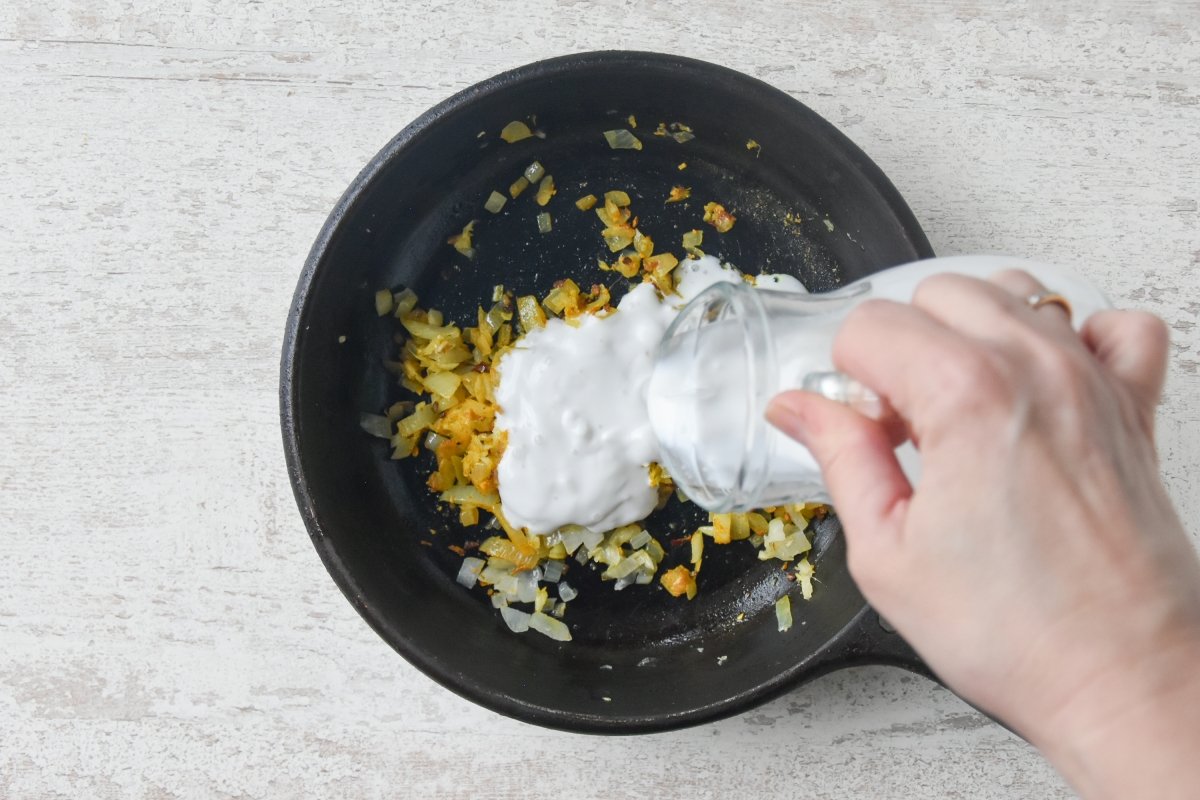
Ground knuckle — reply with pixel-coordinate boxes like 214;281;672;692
1126;310;1169;351
1033;339;1086;381
1029;338;1098;405
928;346;1015;416
834;299;895;359
989;268;1041;297
1027;342;1102;442
840;298;892;331
910;273;959;308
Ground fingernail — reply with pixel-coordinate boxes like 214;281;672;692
850;394;889;422
765;392;811;442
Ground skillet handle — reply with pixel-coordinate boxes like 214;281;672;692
815;605;935;680
816;606;1026;737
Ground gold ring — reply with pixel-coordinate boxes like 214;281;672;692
1026;291;1072;320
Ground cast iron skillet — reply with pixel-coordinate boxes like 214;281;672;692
281;51;936;733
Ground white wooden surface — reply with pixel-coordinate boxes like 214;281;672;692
2;2;1198;797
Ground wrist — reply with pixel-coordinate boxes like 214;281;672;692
1028;631;1200;800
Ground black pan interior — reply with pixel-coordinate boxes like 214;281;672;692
282;51;932;732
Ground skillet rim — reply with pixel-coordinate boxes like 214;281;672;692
280;49;934;733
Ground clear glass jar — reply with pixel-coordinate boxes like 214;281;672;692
648;255;1111;512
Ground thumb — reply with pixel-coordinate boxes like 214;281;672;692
1081;310;1169;433
766;391;912;543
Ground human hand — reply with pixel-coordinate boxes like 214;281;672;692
766;270;1200;799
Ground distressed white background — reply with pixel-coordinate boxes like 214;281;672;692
2;1;1198;798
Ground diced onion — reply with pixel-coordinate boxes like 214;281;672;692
484;190;507;213
423;370;461;399
439;485;500;509
517;295;547;331
644;537;665;563
516;570;539;603
712;514;733;544
392;288;418;318
703;202;736;233
629;530;652;550
660;565;697;599
524;161;546;183
447;220;476;258
456;557;485;588
796;557;815;600
358;412;392;439
479;538;539;571
665;186;690;204
536;212;552;234
758;518;812;562
581;529;605;550
480;561;509;582
631;550;655;573
374;289;394;316
776;595;793;632
613;574;637;591
608;555;641;580
501;605;531;633
603;129;642;150
401;316;457;340
529;611;572;641
541;559;564;583
558;581;577;602
535;175;555;206
559;526;586;554
389;434;418;459
603;190;631;207
766;517;786;542
485;303;507;332
482;565;518;596
603;229;633;252
385;401;415;422
500;120;533;143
